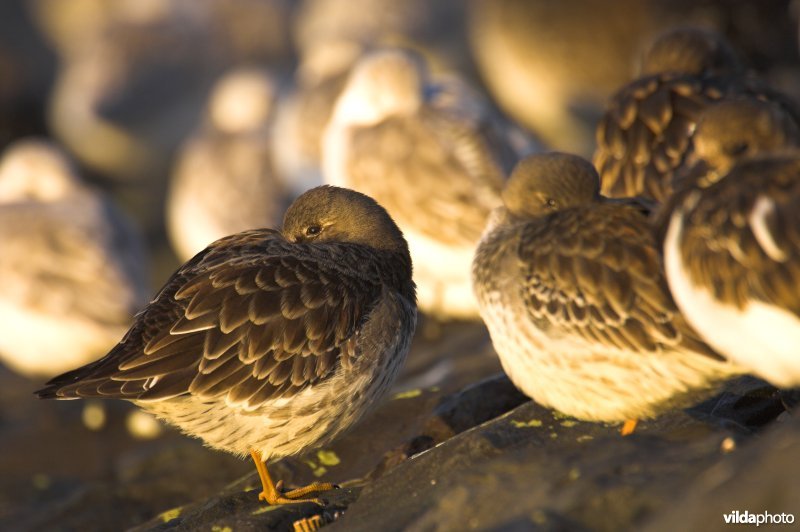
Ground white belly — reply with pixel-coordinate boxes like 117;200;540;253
405;227;480;319
665;212;800;388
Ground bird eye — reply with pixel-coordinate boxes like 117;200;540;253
545;198;557;209
305;225;321;236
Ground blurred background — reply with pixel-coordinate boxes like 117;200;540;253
1;0;799;529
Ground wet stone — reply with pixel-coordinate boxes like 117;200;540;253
2;362;794;531
327;378;791;531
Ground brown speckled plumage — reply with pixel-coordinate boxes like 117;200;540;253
594;27;799;203
675;156;800;312
663;98;800;387
473;153;742;423
38;186;417;502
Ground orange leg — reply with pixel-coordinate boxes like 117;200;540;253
249;449;337;505
620;419;638;436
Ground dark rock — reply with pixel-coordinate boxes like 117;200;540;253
644;411;800;531
325;401;729;531
427;372;530;436
269;381;448;491
7;433;252;532
777;387;800;411
326;377;790;531
0;362;250;532
4;347;793;532
366;373;529;481
134;484;359;532
0;316;503;531
687;376;788;433
8;358;792;532
399;319;502;395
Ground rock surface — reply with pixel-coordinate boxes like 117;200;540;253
2;329;798;531
67;372;794;532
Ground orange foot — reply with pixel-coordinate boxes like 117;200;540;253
620;419;638;436
250;449;337;505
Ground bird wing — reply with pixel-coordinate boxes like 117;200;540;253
677;155;800;317
38;229;386;410
517;203;720;358
594;73;725;202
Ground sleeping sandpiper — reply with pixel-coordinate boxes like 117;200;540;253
473;152;744;432
664;98;800;388
38;185;417;505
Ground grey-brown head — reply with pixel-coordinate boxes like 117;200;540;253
692;98;800;178
641;27;742;77
502;153;600;219
283;185;411;258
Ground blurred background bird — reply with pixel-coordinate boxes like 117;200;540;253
27;0;296;276
469;0;800;158
272;0;470;200
167;66;289;262
0;138;148;378
323;48;539;322
31;0;294;181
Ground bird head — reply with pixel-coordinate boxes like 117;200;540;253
690;98;800;183
283;185;411;261
501;152;601;219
